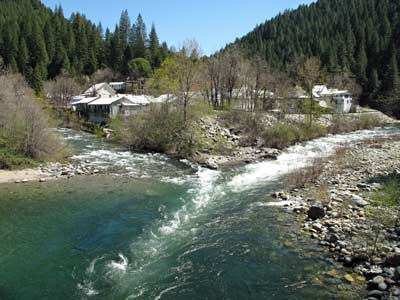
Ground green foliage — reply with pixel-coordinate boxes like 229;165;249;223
0;0;170;92
227;0;400;115
128;57;152;80
371;180;400;208
262;122;327;149
0;145;37;170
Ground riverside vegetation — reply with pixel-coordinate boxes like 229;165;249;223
0;73;69;169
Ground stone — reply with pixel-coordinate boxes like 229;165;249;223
352;194;369;207
386;254;400;267
394;266;400;281
367;290;384;299
378;282;387;291
39;178;46;183
22;179;28;183
307;206;326;220
344;274;354;283
326;234;339;243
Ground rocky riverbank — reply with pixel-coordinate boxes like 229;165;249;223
272;135;400;300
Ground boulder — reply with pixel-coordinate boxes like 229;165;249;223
307;206;326;220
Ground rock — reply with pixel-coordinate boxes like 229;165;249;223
15;180;21;183
61;170;69;176
22;179;28;183
326;234;339;243
312;223;324;233
307;206;326;220
367;290;384;299
344;274;354;283
352;194;369;207
394;266;400;280
386;254;400;267
378;282;388;291
39;178;46;183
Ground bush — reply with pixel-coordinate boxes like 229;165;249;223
329;114;385;134
111;103;204;158
284;158;325;188
0;74;69;168
262;122;327;149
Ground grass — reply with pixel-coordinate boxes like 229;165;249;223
0;147;37;170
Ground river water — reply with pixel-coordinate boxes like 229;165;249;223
0;127;399;300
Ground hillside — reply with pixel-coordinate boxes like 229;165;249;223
0;0;169;92
226;0;400;115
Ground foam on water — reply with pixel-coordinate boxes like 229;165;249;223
74;126;400;298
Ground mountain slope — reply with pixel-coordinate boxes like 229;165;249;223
226;0;400;114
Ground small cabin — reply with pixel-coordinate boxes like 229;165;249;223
332;92;353;113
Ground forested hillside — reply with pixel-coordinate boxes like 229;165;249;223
0;0;170;92
227;0;400;114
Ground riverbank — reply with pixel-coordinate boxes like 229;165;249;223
272;134;400;299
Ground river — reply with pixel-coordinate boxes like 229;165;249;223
1;127;399;300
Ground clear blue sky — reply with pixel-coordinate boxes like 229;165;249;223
41;0;315;55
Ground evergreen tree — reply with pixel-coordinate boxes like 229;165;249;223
133;14;148;58
149;23;161;68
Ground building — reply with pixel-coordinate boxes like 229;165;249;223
72;94;151;124
312;85;353;113
84;83;116;97
332;92;353;113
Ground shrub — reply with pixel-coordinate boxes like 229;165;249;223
0;74;69;168
329;114;385;134
111;103;206;158
284;158;325;188
262;122;327;149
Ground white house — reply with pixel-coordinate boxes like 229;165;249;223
84;83;116;97
71;94;150;124
312;85;353;113
332;92;353;113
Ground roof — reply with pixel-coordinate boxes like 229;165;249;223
84;83;116;96
150;94;177;103
88;94;151;106
72;96;99;105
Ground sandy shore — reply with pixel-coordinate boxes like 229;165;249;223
0;169;50;184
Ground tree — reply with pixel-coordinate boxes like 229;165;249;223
175;40;201;122
297;57;324;126
128;57;152;93
149;24;161;68
44;73;82;108
133;14;148;58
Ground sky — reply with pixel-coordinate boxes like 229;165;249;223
41;0;315;55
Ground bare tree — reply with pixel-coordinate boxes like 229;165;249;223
297;57;324;126
45;73;82;108
175;39;202;123
0;74;67;161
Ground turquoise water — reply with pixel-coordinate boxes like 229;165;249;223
1;128;399;300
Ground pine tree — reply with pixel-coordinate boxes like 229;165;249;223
133;14;148;58
149;23;160;68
